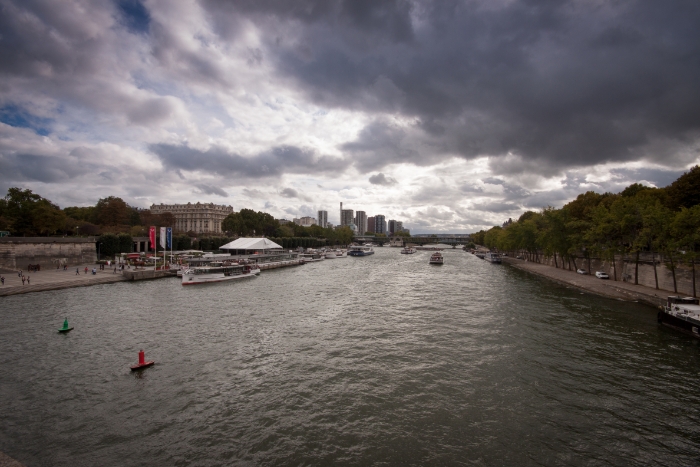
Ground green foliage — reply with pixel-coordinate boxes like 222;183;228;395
2;187;66;236
222;209;279;237
666;165;700;210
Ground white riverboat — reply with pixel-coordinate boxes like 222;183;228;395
400;247;416;254
348;245;374;256
300;252;325;262
181;262;259;285
429;252;444;265
325;249;347;259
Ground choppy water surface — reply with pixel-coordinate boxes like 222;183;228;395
1;248;700;466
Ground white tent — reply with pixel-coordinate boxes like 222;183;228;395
220;237;283;253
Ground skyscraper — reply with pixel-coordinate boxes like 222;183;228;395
317;210;328;228
388;219;397;235
367;216;375;233
341;209;354;227
355;211;367;235
374;215;386;235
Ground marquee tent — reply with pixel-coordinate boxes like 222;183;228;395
219;237;283;254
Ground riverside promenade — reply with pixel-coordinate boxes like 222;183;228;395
0;264;127;297
502;256;671;308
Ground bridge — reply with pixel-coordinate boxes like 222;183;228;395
352;235;471;247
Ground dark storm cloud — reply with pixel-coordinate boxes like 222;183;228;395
194;184;228;197
199;0;700;172
0;152;93;183
150;143;349;178
368;172;397;186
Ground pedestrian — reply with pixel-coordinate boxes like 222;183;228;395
27;276;30;285
76;268;79;275
21;276;25;285
113;267;117;274
1;276;4;285
84;266;88;274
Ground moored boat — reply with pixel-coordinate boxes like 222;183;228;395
300;251;325;262
181;262;259;285
400;247;416;254
429;252;444;265
348;245;374;256
658;296;700;338
484;252;502;263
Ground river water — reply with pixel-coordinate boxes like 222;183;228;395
1;248;699;466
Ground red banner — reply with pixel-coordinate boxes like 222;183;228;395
149;226;156;251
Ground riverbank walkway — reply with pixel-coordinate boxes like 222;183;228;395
503;256;671;308
0;264;127;297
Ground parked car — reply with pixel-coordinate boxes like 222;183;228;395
595;271;609;279
576;268;587;275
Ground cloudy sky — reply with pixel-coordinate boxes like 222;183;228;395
1;0;699;233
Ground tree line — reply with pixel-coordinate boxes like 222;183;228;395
0;189;174;237
471;166;700;293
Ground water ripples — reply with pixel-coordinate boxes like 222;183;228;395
1;248;700;466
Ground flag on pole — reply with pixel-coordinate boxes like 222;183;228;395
149;226;156;251
166;227;172;249
160;227;167;249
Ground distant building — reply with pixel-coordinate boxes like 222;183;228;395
293;217;317;227
277;218;291;225
388;219;397;235
374;215;386;235
355;211;367;235
317;210;328;228
341;209;354;227
150;202;233;234
367;216;375;233
395;221;404;233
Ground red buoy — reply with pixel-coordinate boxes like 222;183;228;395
130;349;155;371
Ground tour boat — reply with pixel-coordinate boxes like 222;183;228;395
415;245;444;251
325;249;347;259
348;245;374;256
658;296;700;338
181;262;259;285
300;252;325;262
400;247;416;254
429;252;444;265
484;252;502;263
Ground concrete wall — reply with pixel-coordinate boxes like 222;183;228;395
0;238;97;270
532;252;697;297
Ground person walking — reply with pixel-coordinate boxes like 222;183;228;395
1;276;5;285
84;266;88;274
76;267;80;275
27;276;30;285
21;276;25;285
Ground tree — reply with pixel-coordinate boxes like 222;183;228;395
670;205;700;297
665;165;700;210
95;196;130;226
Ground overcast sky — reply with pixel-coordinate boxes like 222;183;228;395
1;0;699;233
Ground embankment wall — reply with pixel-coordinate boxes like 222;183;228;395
521;252;697;297
0;238;97;270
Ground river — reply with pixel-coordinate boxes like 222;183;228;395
1;247;699;466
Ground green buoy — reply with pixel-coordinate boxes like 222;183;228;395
58;318;74;333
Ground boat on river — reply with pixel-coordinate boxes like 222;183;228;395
429;252;444;265
658;296;700;338
181;262;259;285
348;245;374;256
300;252;325;262
484;252;502;263
325;249;347;259
400;247;416;254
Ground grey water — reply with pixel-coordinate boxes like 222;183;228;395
1;248;699;466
